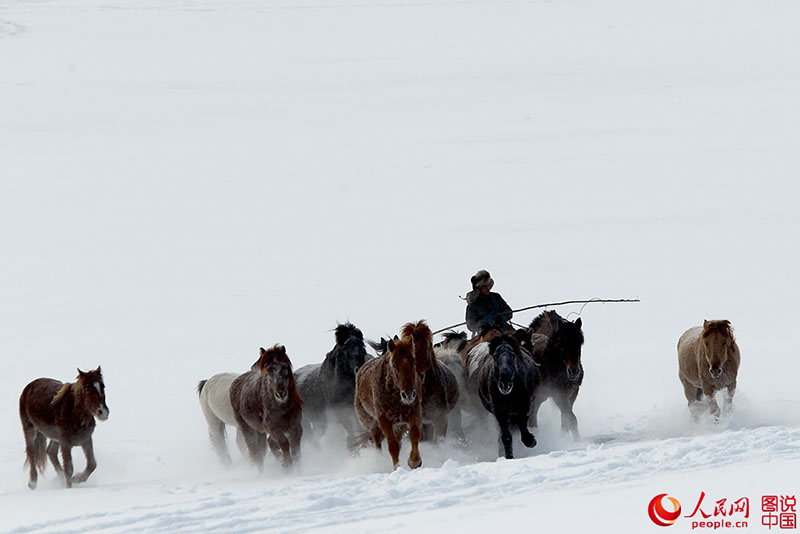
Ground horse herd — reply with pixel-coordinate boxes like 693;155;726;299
18;311;741;489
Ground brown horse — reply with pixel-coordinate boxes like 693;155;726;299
524;311;585;440
678;320;740;421
401;320;461;443
19;367;109;489
230;345;303;469
354;336;422;470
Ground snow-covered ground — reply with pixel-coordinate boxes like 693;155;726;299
1;0;799;532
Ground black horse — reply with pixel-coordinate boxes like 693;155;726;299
525;310;585;440
294;323;369;446
464;332;539;459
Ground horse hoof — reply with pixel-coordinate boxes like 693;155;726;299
408;458;422;469
522;434;536;448
28;480;37;490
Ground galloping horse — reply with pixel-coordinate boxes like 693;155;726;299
354;336;423;470
401;320;460;442
678;320;740;421
19;367;109;489
294;323;369;446
197;373;248;465
230;345;303;469
464;331;539;459
525;310;585;440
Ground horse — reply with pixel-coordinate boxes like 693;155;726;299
354;336;423;470
230;345;303;469
525;310;585;440
19;367;109;489
197;373;248;465
677;320;740;421
294;323;369;446
464;332;539;459
433;331;473;442
400;320;460;442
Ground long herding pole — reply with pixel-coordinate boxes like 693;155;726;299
431;297;640;336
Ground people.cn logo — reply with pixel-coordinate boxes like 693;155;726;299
649;494;682;526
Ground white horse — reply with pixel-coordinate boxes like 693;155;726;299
197;373;247;465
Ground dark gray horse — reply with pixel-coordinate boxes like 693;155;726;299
524;310;585;440
294;323;369;446
465;333;539;459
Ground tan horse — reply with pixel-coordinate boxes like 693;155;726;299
677;320;740;421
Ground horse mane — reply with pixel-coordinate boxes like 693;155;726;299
368;337;391;356
435;331;468;352
401;320;434;372
530;310;584;345
702;320;734;340
488;333;521;354
51;381;76;406
529;310;562;336
335;322;363;347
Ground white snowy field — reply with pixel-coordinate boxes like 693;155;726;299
1;0;799;532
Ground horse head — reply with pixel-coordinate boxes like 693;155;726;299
701;320;734;380
77;366;109;421
532;312;585;383
386;337;418;406
257;345;295;404
401;320;435;378
334;323;368;378
489;336;521;395
554;317;584;382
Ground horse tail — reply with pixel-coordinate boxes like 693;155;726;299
348;430;374;453
197;380;208;397
23;430;47;474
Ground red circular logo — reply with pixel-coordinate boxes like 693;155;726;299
649;494;682;526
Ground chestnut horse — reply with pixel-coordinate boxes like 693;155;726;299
400;321;460;442
678;320;740;421
354;336;422;470
19;367;109;489
230;345;303;469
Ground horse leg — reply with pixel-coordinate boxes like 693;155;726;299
236;419;266;469
287;421;303;460
377;416;401;469
340;413;359;450
407;414;422;469
681;376;704;421
235;431;248;458
432;413;449;444
702;383;721;422
270;433;292;469
513;414;536;449
495;413;514;459
368;424;384;449
528;395;545;429
209;420;233;466
554;391;580;440
73;439;96;484
448;407;467;445
267;437;282;462
60;445;74;488
47;440;63;474
723;380;737;415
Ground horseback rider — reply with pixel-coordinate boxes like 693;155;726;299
465;270;514;336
